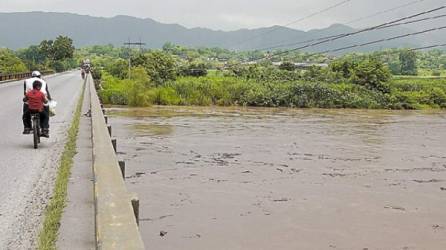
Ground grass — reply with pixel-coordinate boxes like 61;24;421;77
37;80;86;250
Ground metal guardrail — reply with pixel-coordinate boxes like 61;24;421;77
88;75;144;249
0;70;54;82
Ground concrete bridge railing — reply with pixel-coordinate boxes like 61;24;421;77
88;75;144;249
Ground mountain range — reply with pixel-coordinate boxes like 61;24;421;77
0;12;444;53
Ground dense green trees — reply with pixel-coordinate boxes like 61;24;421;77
0;49;28;73
399;50;417;76
350;58;391;93
107;59;129;79
130;51;177;86
15;36;76;72
17;45;47;70
52;36;75;60
329;57;391;92
330;58;357;78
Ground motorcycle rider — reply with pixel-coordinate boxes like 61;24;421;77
23;71;52;137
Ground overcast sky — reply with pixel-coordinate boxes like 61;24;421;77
1;0;445;31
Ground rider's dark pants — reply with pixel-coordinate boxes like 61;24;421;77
41;106;49;129
23;104;50;129
23;103;31;129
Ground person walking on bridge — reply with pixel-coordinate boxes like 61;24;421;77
22;71;52;137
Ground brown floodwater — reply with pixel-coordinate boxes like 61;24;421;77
108;106;446;250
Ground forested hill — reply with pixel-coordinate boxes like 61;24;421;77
0;12;444;52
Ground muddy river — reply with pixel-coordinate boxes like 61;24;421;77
108;106;446;250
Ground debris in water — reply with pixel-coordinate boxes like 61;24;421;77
384;206;406;211
323;173;347;178
273;198;289;202
413;179;444;183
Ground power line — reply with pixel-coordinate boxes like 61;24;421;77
346;0;426;25
411;43;446;51
280;0;353;28
314;25;446;55
230;0;355;49
251;6;446;61
253;0;429;51
258;12;446;51
378;13;446;29
273;6;445;54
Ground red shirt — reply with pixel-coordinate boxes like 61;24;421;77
26;90;46;112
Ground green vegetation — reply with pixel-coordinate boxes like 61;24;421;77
99;73;446;109
71;43;443;110
0;49;28;74
399;50;418;76
37;81;85;250
389;77;446;109
92;44;445;110
1;35;77;75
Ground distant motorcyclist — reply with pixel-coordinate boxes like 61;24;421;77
23;71;52;137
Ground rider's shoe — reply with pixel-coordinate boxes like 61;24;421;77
41;129;49;138
23;128;31;134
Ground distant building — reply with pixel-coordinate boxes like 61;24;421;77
271;61;329;68
294;62;329;68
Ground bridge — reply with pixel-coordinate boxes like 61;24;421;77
0;71;143;249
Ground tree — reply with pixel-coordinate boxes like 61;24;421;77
0;49;28;74
143;51;177;86
130;54;147;68
38;40;54;60
162;42;176;53
17;45;47;69
52;36;75;61
38;36;75;61
399;50;417;75
330;58;358;78
350;57;391;93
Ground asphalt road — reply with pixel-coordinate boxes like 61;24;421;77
0;71;84;248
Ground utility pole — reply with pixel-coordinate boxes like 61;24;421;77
124;39;146;79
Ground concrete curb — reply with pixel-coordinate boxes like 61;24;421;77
89;75;144;249
57;76;95;249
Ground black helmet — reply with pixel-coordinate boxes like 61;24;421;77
33;80;42;90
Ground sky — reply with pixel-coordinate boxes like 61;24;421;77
1;0;445;31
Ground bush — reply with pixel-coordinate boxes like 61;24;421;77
99;72;129;105
127;67;152;106
432;70;441;77
91;67;102;80
106;59;129;79
350;58;391;93
0;49;28;73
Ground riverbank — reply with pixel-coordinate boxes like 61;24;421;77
99;75;446;110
